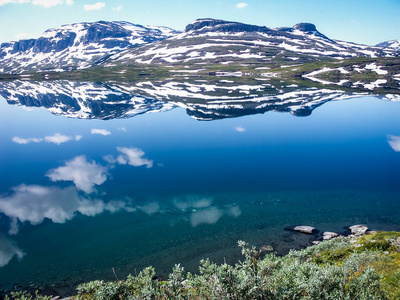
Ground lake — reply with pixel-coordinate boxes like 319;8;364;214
0;78;400;296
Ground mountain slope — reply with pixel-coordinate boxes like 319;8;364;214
104;18;398;69
376;39;400;51
0;21;178;74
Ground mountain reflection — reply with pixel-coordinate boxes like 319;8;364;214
1;79;398;121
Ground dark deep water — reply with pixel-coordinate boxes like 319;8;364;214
0;80;400;296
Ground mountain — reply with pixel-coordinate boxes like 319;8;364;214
376;39;400;51
0;21;178;74
104;18;398;69
1;79;399;121
0;18;398;76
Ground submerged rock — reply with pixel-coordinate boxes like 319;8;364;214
349;224;368;236
323;232;339;240
294;226;315;234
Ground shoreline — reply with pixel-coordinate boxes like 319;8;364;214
3;223;399;299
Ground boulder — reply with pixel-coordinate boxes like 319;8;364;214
262;245;274;251
294;226;315;234
349;225;368;236
323;232;338;240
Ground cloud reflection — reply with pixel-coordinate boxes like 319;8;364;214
172;196;241;227
0;236;25;268
91;129;111;136
388;135;400;152
46;155;108;193
138;202;160;215
12;137;43;144
0;184;135;234
105;147;154;168
190;207;224;227
116;147;154;168
12;134;81;145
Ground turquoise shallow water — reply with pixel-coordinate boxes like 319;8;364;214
0;92;400;296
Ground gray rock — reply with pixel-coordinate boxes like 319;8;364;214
294;226;315;234
323;232;338;240
262;245;274;251
349;224;368;236
312;241;321;245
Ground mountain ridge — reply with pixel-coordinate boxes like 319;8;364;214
0;20;178;74
0;18;398;75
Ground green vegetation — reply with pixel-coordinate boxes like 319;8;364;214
5;231;400;300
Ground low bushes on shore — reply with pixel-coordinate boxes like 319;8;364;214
6;231;400;300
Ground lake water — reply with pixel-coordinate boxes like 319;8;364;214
0;79;400;296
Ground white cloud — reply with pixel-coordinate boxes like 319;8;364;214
112;5;122;11
0;184;135;234
0;0;29;5
12;136;43;144
0;236;25;267
235;126;246;132
91;128;111;136
0;0;72;6
190;207;224;227
14;33;28;40
32;0;64;8
116;147;153;168
117;127;126;132
236;2;248;8
388;135;400;152
45;133;73;145
75;135;83;141
84;1;105;11
46;155;108;193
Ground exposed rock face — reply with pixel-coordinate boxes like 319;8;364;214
293;23;317;32
349;224;369;236
185;18;271;33
294;226;315;234
323;232;339;240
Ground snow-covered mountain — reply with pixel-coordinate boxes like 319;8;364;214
0;18;398;75
0;21;178;74
105;18;398;68
1;79;398;121
376;39;400;51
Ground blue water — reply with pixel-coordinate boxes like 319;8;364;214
0;93;400;296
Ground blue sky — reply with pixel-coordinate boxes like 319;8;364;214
0;0;399;45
